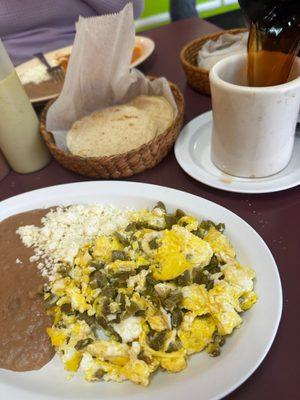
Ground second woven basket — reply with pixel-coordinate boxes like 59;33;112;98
180;28;248;96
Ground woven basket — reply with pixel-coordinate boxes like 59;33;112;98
40;80;184;179
180;28;248;96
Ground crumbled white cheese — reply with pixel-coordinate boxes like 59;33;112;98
61;347;77;364
154;283;176;297
106;314;116;321
15;258;22;264
80;353;95;371
130;341;141;357
113;317;142;343
152;207;164;217
127;269;149;292
52;278;66;291
17;204;131;280
93;327;109;340
29;254;39;262
164;329;177;350
181;312;195;330
104;342;128;357
211;271;225;286
18;58;59;85
109;302;119;314
160;306;172;330
18;64;50;85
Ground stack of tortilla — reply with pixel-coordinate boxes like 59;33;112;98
67;96;174;158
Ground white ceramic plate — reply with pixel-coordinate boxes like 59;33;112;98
16;36;155;103
175;111;300;194
0;181;282;400
130;36;155;68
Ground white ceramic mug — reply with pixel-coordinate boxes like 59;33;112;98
209;54;300;178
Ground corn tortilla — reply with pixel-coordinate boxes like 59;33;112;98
67;96;174;157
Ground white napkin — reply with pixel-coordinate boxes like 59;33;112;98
197;32;248;70
46;3;177;152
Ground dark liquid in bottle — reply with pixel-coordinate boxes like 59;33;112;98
239;0;300;87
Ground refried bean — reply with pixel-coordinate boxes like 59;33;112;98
0;209;54;371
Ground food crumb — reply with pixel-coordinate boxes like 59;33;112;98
29;255;40;262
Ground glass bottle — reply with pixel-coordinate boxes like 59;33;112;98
239;0;300;86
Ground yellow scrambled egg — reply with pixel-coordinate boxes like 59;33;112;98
44;203;257;386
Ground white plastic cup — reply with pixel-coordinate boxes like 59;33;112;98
209;54;300;178
0;40;51;173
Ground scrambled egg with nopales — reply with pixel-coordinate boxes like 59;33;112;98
44;202;257;386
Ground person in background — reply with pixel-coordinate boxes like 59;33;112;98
170;0;198;22
0;0;144;66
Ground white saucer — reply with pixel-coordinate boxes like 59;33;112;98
175;111;300;194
